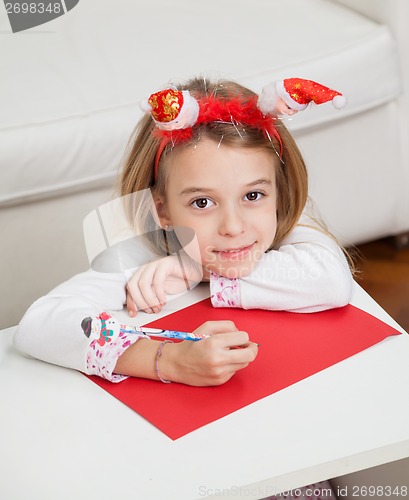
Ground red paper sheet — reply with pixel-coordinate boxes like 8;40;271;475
87;300;401;440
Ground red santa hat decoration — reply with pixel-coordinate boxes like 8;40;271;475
258;77;347;114
142;77;346;178
144;78;346;132
140;89;199;131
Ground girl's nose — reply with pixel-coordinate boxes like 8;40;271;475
218;206;246;236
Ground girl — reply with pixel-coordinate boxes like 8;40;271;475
14;76;353;388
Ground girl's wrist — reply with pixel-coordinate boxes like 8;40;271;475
155;340;180;383
155;340;173;383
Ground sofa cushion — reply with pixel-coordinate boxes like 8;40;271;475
0;0;401;206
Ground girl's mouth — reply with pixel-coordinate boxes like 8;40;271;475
213;243;255;261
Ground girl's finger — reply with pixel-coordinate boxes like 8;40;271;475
225;342;258;363
127;278;153;313
126;291;137;317
209;330;250;349
128;264;162;313
136;266;164;312
151;261;170;305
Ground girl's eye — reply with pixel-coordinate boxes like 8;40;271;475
245;191;263;202
191;198;214;209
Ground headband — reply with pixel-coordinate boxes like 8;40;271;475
141;78;346;180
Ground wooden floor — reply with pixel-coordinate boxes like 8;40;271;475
353;237;409;332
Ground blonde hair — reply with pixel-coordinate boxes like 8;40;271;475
119;77;308;252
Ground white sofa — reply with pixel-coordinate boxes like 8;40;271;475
1;0;408;328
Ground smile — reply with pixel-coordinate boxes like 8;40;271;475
213;243;255;260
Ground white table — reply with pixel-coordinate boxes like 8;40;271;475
1;283;408;500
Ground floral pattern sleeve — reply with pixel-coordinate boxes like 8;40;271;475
210;272;241;308
82;312;146;383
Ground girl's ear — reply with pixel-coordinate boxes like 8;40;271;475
154;196;172;228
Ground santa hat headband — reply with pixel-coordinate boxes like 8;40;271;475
141;78;346;180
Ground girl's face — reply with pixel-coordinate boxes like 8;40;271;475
156;137;277;278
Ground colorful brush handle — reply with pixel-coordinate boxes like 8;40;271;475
120;325;209;341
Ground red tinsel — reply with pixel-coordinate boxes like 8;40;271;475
153;94;282;180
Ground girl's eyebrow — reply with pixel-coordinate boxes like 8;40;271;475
179;186;215;196
179;178;272;197
247;178;273;187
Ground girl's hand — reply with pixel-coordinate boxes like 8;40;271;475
159;321;259;386
126;254;203;316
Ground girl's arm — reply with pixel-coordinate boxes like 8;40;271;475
13;269;131;379
114;321;257;386
210;218;354;313
13;269;257;384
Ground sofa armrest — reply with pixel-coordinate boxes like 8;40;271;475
334;0;409;231
332;0;400;25
333;0;408;76
333;0;408;63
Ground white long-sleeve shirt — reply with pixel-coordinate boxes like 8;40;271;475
13;218;353;381
210;220;352;312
